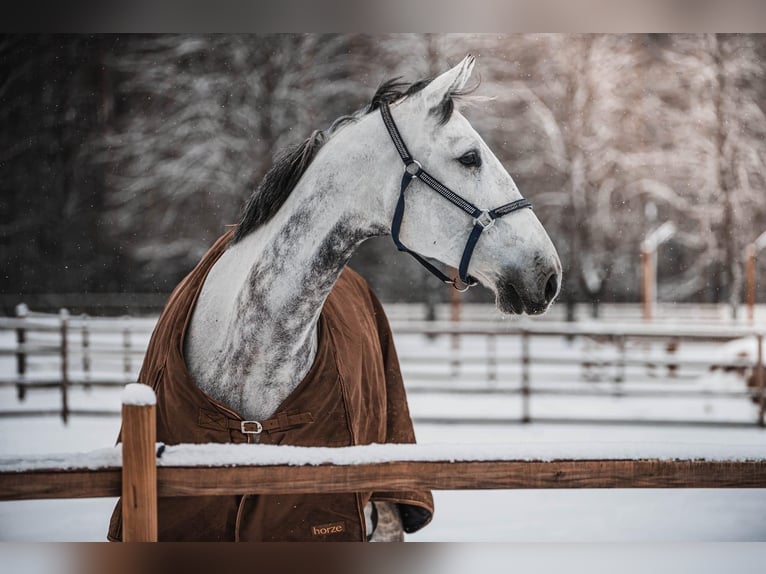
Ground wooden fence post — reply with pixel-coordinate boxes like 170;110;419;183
521;329;531;423
487;333;497;385
757;334;764;428
123;324;132;380
641;248;653;321
642;222;676;322
81;314;91;388
450;275;462;377
15;303;28;401
121;384;158;542
59;309;69;424
615;334;626;385
746;243;756;323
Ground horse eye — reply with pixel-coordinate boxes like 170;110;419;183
458;150;481;168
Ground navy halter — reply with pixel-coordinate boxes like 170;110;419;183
380;102;533;291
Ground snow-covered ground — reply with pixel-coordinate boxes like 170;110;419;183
0;327;765;542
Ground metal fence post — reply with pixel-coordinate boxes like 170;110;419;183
15;303;28;401
121;384;158;542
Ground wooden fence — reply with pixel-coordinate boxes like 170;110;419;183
1;307;764;426
0;306;154;420
395;321;766;427
1;388;765;542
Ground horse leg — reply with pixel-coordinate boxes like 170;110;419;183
366;501;404;542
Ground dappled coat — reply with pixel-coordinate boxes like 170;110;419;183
108;229;433;541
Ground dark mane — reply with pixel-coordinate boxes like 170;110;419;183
233;130;326;243
369;76;478;125
233;76;470;242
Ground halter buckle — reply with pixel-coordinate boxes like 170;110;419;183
240;420;263;434
405;160;422;177
474;210;495;230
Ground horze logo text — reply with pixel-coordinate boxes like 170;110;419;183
311;522;345;536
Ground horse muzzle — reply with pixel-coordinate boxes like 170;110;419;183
496;266;561;316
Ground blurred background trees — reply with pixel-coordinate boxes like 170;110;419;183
2;34;765;313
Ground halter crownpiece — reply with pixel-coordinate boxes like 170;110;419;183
380;102;533;291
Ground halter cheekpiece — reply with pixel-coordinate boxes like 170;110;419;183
380;103;533;291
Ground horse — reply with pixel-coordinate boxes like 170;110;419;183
183;55;561;540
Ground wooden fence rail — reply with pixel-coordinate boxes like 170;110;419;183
4;459;766;504
4;454;766;530
1;387;766;541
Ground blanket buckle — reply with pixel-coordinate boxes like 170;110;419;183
240;420;263;434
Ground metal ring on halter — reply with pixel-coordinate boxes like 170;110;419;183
474;210;495;230
405;160;422;177
449;278;473;293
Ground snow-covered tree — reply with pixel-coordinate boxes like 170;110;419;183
621;35;766;313
439;35;650;316
439;34;766;315
92;34;388;289
5;33;765;308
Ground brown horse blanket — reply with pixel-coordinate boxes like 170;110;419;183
108;230;433;541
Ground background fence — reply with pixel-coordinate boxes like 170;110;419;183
1;304;764;426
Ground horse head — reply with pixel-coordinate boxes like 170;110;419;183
381;55;562;315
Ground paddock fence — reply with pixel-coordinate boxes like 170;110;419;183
0;305;764;426
1;391;765;542
0;306;155;421
394;321;766;427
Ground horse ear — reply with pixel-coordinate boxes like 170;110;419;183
421;54;476;113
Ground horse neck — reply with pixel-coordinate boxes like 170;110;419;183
187;123;395;421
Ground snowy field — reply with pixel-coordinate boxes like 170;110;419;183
1;324;765;542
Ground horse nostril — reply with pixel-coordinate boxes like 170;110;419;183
544;273;558;304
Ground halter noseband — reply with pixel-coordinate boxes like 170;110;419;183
380;102;533;291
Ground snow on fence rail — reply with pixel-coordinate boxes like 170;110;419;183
1;308;765;426
0;385;766;541
1;385;765;542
